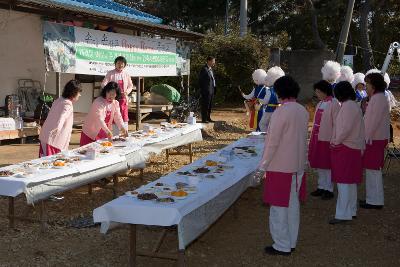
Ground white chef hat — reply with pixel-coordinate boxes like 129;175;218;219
321;60;341;83
265;66;285;87
352;72;365;89
338;65;354;83
252;69;267;85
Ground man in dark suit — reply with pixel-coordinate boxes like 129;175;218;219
198;56;216;123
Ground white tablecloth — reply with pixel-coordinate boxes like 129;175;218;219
0;124;203;204
93;135;264;249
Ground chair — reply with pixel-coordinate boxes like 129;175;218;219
384;143;400;175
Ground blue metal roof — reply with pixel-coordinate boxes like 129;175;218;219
32;0;163;24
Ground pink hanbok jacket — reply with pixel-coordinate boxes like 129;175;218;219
259;101;309;173
331;100;365;150
364;92;390;142
82;97;124;140
101;69;133;96
39;97;73;151
318;98;341;141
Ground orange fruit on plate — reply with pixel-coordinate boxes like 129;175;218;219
171;190;188;197
101;141;113;147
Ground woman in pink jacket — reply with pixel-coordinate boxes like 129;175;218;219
329;81;365;224
39;80;82;157
257;76;309;256
80;82;128;146
309;80;340;200
102;56;133;135
360;73;390;210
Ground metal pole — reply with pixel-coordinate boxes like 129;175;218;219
336;0;355;64
224;0;229;35
239;0;248;37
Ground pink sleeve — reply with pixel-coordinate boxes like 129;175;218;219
113;101;124;129
101;72;112;88
56;103;73;132
259;111;285;170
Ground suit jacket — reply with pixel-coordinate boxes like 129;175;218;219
198;64;216;96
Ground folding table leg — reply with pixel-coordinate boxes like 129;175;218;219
8;197;15;229
177;250;186;267
39;200;47;233
129;224;137;267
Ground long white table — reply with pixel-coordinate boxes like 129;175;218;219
93;134;264;266
0;123;203;230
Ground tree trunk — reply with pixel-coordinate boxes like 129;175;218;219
306;0;326;49
360;0;374;71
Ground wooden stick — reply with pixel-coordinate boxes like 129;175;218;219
8;197;15;229
129;224;137;267
137;251;178;261
177;250;186;267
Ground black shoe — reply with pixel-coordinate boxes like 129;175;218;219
360;203;383;210
201;120;209;123
264;246;291;256
310;188;324;197
291;248;295;252
352;216;357;219
359;199;366;205
321;190;334;200
329;218;350;225
207;118;215;123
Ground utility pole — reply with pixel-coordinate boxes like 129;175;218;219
239;0;247;37
336;0;355;64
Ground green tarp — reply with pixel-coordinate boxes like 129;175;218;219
150;84;181;103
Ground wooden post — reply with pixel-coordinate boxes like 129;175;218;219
40;200;47;233
8;197;15;229
129;224;137;267
188;144;193;163
136;78;141;131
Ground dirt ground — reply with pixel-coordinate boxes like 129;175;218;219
0;107;400;267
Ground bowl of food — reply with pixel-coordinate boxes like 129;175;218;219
101;141;113;147
53;161;66;168
171;190;188;200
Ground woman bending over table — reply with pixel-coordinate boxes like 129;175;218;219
39;80;82;157
80;82;128;146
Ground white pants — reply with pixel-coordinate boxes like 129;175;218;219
365;169;384;205
259;112;272;132
335;183;357;220
269;173;302;252
317;169;334;192
112;121;129;136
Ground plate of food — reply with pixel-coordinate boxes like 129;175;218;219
156;197;175;204
205;160;218;167
100;141;113;147
175;182;189;190
193;167;210;174
112;136;127;142
0;170;15;177
137;193;158;201
171;190;189;200
99;149;110;155
52;160;69;169
76;149;88;155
